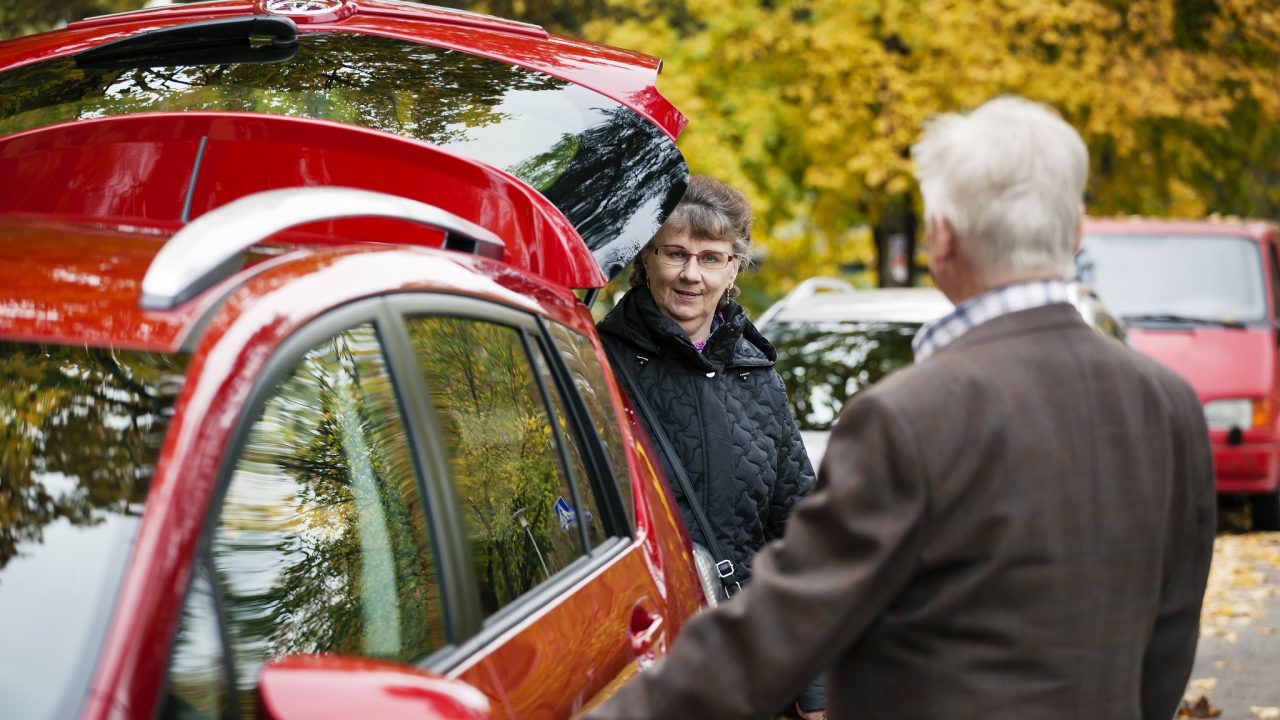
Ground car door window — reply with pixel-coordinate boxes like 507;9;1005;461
546;322;635;530
526;333;606;549
211;324;445;717
161;561;226;720
404;316;592;618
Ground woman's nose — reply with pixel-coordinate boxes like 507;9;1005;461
678;258;702;281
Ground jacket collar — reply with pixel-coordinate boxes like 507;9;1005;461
598;287;775;369
939;302;1088;358
913;279;1069;362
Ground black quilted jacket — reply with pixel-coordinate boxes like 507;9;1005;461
598;287;815;585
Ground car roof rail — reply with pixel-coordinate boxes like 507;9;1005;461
139;186;505;310
756;276;856;327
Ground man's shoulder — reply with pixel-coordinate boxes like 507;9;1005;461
898;314;1200;414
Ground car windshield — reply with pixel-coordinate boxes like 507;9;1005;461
0;342;187;720
1078;234;1267;326
0;31;685;280
767;321;918;432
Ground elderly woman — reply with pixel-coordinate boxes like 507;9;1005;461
597;174;824;719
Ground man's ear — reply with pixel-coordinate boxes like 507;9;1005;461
931;215;957;262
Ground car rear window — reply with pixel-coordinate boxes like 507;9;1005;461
768;321;917;431
0;31;686;280
0;342;187;720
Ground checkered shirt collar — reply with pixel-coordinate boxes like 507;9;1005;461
912;279;1070;363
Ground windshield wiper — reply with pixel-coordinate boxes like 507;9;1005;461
75;15;297;70
1123;313;1246;329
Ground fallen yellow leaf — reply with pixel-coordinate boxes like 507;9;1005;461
1189;678;1218;691
1178;692;1223;717
1250;707;1280;719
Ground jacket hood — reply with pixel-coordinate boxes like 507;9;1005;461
598;286;775;369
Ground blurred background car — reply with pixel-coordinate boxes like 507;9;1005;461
1079;217;1280;530
758;278;1127;466
0;2;708;719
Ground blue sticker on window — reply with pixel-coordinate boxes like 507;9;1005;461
554;496;593;532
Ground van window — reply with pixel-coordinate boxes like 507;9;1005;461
1079;234;1267;326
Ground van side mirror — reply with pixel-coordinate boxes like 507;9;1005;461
258;655;490;720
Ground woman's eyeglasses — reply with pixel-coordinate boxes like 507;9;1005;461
653;245;734;270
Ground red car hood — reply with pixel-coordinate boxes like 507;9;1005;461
1128;327;1275;400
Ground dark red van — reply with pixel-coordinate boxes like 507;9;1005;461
1080;218;1280;530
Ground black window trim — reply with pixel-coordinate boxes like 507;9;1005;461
379;292;635;670
155;545;241;720
519;328;595;555
537;317;634;540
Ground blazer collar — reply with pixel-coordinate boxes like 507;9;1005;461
936;302;1088;358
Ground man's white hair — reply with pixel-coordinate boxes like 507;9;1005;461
912;96;1089;285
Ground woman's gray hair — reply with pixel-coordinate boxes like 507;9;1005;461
912;96;1088;285
630;174;753;305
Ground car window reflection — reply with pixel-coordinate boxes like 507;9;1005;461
526;334;605;549
0;342;186;720
405;316;591;618
212;325;444;717
547;322;635;531
0;33;687;278
768;322;917;432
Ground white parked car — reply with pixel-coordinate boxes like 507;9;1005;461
758;278;1127;464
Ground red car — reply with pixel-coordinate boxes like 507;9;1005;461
1080;217;1280;530
0;2;709;719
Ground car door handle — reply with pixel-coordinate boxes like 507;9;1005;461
628;604;666;663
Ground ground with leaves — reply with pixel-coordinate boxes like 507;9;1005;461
1181;518;1280;719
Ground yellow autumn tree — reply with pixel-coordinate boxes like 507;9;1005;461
565;0;1280;304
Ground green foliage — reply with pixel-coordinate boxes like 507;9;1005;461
478;0;1280;303
0;0;141;39
0;343;185;568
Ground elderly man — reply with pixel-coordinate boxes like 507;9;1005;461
586;96;1215;720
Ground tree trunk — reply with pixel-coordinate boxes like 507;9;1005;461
873;194;919;287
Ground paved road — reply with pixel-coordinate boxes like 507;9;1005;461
1182;513;1280;719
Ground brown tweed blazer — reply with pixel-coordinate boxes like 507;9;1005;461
587;303;1215;720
